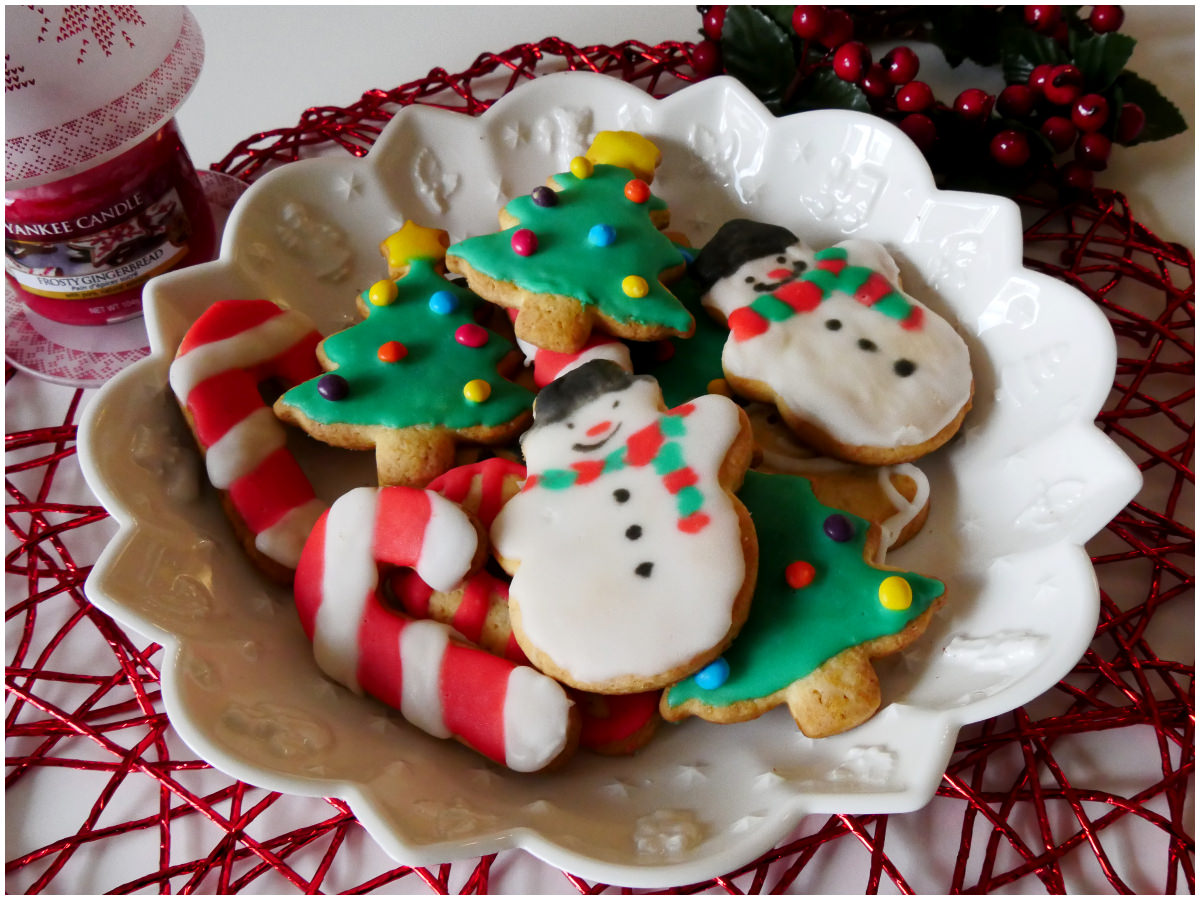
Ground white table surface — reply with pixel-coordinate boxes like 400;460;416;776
7;4;1195;894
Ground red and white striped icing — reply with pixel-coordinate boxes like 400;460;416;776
168;299;326;570
294;484;575;772
509;310;632;387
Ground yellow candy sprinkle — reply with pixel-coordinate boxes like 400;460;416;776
878;575;913;611
367;279;399;306
569;156;594;179
463;379;491;403
622;275;649;298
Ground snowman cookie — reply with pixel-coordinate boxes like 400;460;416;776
693;219;974;465
490;359;758;694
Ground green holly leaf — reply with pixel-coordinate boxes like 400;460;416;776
757;5;797;33
1071;32;1136;91
1000;25;1069;85
790;67;870;114
1113;72;1188;143
927;7;1008;67
719;5;796;108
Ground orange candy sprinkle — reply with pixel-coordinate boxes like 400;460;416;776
624;178;651;203
785;560;816;589
377;340;407;362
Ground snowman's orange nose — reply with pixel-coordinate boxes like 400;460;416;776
586;420;612;437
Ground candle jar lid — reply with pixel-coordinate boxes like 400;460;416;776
5;5;205;189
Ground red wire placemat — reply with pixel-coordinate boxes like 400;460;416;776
6;39;1194;893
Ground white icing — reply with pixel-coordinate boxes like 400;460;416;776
255;498;326;570
204;406;287;489
503;665;573;772
704;238;972;451
313;486;378;692
168;309;316;402
414;492;479;593
493;381;747;686
399;619;451;739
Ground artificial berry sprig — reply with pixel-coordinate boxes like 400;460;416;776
693;5;1186;196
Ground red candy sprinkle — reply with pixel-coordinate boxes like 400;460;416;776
377;340;407;362
511;228;537;256
785;560;816;590
454;323;489;348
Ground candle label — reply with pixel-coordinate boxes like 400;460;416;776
5;181;194;304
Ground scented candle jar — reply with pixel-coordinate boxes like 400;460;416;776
5;5;210;326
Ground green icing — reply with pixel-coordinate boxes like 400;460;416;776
631;272;727;408
447;164;693;334
279;258;533;429
665;469;944;710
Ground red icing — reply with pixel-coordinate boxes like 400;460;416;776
177;298;281;355
901;305;925;331
775;280;822;313
441;643;511;763
816;257;847;276
293;512;327;639
677;511;711;534
854;271;894;307
228;446;318;533
728;306;769;342
187;368;266;446
452;576;493;643
663;466;699;494
357;586;406;710
577;690;661;749
624;421;665;467
372;487;433;569
570;459;606;485
389;569;435;618
427;457;526;529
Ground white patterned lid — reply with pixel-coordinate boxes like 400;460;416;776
4;5;205;188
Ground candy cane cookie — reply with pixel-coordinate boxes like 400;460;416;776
169;298;327;582
295;484;579;772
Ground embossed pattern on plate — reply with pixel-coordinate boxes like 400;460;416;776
78;74;1142;889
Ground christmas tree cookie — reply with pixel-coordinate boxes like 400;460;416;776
446;131;694;355
274;222;535;487
661;469;945;738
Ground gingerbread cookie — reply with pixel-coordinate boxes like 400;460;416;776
694;219;973;465
168;298;328;583
661;469;945;738
446;131;694;354
274;222;535;487
491;359;758;694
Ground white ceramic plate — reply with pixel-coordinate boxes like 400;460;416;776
78;73;1142;889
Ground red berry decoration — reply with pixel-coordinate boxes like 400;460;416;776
1075;132;1112;171
1024;5;1062;33
881;46;919;85
899;113;936;152
1041;115;1078;152
954;88;994;122
701;5;727;40
1058;160;1095;192
1043;64;1084;106
791;5;825;40
819;8;854;48
832;41;870;83
859;64;893;100
1089;5;1125;33
997;84;1036;118
1027;63;1056;95
1115;102;1147;143
895;80;934;113
1071;94;1110;132
990;130;1031;168
692;39;722;78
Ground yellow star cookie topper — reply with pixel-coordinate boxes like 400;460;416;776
379;221;451;276
585;131;662;184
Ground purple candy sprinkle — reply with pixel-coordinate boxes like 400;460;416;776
823;513;854;542
317;373;349;401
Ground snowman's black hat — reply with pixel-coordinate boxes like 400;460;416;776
691;218;799;293
531;359;653;428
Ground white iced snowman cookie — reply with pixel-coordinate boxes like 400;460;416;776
491;359;758;694
693;219;973;465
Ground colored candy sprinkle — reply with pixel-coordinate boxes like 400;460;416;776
569;156;594;179
694;657;731;690
455;323;489;348
428;290;458;314
377;341;407;362
624;178;651;203
622;275;649;298
785;560;816;589
588;223;616;247
463;379;491;403
823;513;854;542
367;279;398;306
317;373;349;401
511;228;538;256
878;575;913;610
530;185;558;207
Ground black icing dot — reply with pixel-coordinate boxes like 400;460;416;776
775;255;787;263
825;319;842;331
744;275;756;283
635;561;654;578
858;338;878;352
894;358;917;377
625;524;643;540
613;488;631;503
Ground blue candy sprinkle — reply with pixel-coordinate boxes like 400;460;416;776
694;657;731;690
428;290;458;314
588;223;617;247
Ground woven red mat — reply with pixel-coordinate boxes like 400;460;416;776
6;40;1195;894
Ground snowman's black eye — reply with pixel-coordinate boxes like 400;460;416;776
744;275;756;283
894;359;917;377
612;399;620;409
825;319;842;331
858;338;877;352
776;255;787;264
566;421;575;429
